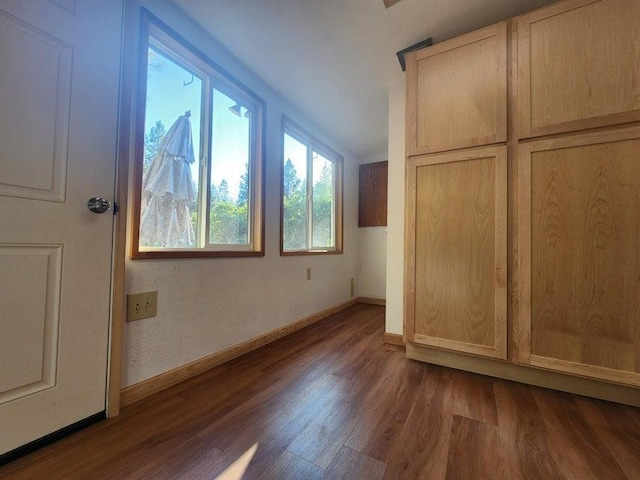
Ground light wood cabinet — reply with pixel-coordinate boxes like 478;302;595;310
518;127;640;387
404;0;640;400
405;22;507;156
518;0;640;139
405;146;507;359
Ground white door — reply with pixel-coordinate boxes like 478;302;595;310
0;0;122;455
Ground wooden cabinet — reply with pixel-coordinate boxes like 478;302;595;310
518;0;640;138
358;161;388;227
404;0;640;400
405;146;507;359
518;127;640;387
405;22;507;156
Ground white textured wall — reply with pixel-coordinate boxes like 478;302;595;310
356;153;388;301
357;227;387;299
122;1;359;387
385;74;405;335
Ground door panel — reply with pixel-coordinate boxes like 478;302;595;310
405;22;507;156
0;0;122;455
0;12;71;201
518;0;640;138
518;127;640;386
405;146;507;359
0;246;61;402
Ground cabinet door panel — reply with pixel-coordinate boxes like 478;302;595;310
518;0;640;138
406;146;507;359
518;127;640;386
406;23;507;156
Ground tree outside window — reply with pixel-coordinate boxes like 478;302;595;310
281;118;343;255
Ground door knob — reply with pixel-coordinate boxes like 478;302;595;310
87;197;111;214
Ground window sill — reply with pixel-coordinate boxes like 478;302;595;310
131;249;264;260
280;249;343;257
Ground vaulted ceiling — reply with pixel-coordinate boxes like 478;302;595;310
169;0;556;159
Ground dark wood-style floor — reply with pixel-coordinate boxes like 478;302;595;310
2;304;640;479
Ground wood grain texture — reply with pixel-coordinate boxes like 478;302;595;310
406;146;507;359
120;298;358;406
257;450;323;480
406;22;507;156
493;379;560;479
533;388;628;480
2;304;640;479
445;415;501;480
507;18;521;364
406;343;640;407
359;161;388;227
383;370;454;479
519;126;640;386
518;0;640;138
450;369;498;426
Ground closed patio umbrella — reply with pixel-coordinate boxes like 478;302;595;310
139;111;196;248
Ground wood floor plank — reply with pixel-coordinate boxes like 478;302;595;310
574;397;640;479
383;370;455;480
257;450;324;480
445;415;501;480
322;446;386;480
344;355;425;461
2;304;639;480
449;368;498;426
533;389;628;480
202;373;350;478
287;339;396;468
493;379;561;480
117;437;227;480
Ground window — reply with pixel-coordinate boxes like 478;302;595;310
281;118;343;255
131;13;264;258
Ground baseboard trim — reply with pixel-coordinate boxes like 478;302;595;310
358;297;386;305
383;332;405;347
120;298;359;407
406;343;640;408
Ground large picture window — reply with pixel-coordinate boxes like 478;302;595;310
281;118;343;255
131;13;264;258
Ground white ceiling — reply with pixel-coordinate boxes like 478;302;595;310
170;0;556;160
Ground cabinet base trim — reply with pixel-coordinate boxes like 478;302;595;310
406;343;640;407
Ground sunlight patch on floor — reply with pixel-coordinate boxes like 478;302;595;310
215;443;259;480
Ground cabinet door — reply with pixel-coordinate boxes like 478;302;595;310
518;127;640;386
406;22;507;156
518;0;640;138
406;146;507;359
359;161;388;227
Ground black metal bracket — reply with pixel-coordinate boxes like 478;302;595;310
396;37;433;71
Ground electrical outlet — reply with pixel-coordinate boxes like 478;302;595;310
127;291;157;322
306;267;312;280
350;278;355;297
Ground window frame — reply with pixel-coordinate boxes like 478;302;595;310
280;116;344;256
131;11;265;259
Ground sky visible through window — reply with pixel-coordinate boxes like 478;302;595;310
145;46;249;203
